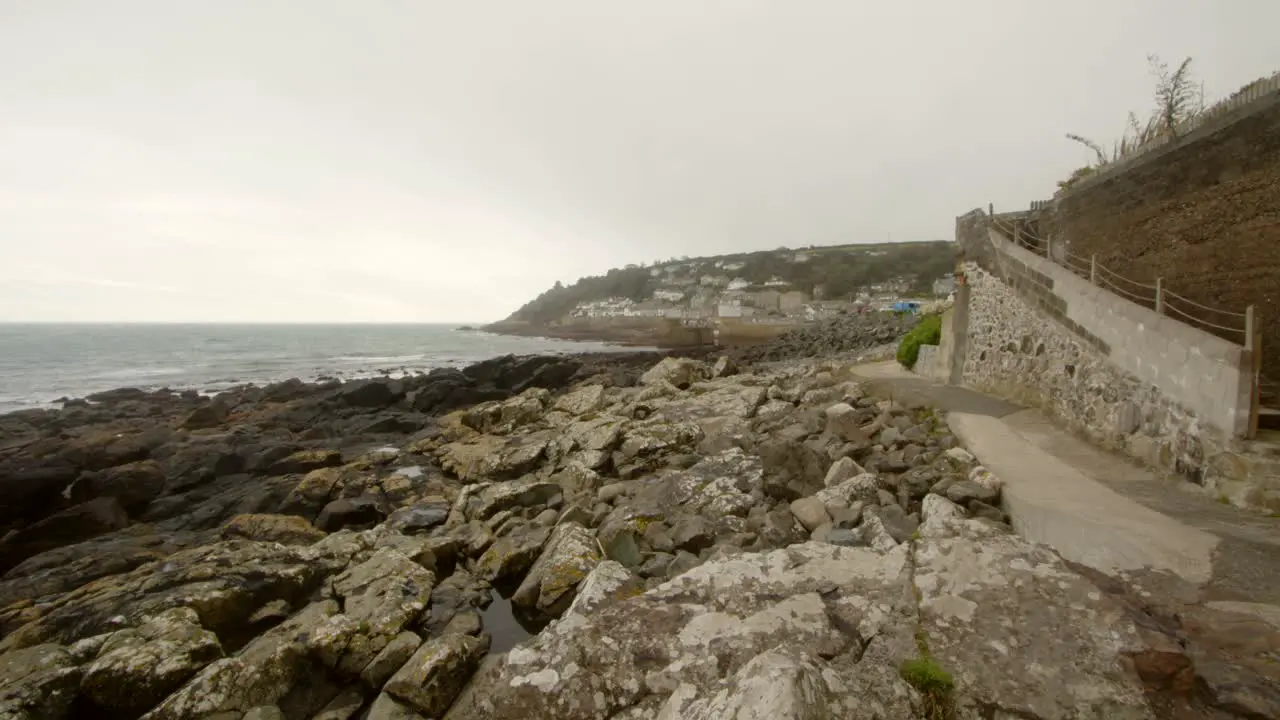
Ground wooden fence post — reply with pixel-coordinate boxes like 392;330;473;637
1090;255;1097;285
1247;305;1260;439
1045;235;1053;260
1155;278;1164;314
1246;305;1256;352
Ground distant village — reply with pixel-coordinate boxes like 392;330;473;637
566;250;956;327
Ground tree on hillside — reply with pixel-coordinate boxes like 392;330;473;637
1149;55;1202;138
1060;54;1201;190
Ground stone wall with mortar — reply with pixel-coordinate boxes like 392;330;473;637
956;213;1275;511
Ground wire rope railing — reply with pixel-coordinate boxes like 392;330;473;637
985;206;1257;347
983;203;1269;437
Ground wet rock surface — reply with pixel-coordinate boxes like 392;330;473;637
0;343;1273;719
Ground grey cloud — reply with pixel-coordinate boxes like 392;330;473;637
1;0;1276;321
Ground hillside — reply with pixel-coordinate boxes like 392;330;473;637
493;241;956;329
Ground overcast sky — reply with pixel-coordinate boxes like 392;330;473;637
1;1;1276;322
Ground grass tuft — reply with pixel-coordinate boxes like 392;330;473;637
900;656;956;720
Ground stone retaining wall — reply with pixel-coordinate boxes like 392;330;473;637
955;214;1274;510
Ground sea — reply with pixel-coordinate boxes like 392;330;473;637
0;324;642;415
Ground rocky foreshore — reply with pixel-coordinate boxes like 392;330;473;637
0;334;1276;719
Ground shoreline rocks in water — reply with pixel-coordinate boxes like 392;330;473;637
0;330;1275;719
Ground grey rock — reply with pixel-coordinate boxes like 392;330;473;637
945;480;1001;507
360;631;422;689
472;527;551;583
877;426;903;448
826;501;864;529
565;560;645;617
670;516;715;554
385;503;450;535
666;550;702;577
316;495;385;533
367;692;427;720
597;521;644;568
80;607;223;716
0;643;82;720
875;488;896;507
825;527;864;547
243;706;285;720
384;633;489;717
641;521;674;553
788;497;831;533
968;499;1006;523
310;686;364;720
874;504;918;544
638;552;675;578
143;600;341;719
596;482;632;504
443;610;483;637
711;356;738;378
822;456;865;487
308;547;436;678
470;481;561;521
512;522;601;613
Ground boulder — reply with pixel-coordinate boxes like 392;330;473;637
552;384;606;416
823;403;871;446
265;449;343;476
463;389;549;434
512;522;601;614
0;643;82;720
638;357;706;389
437;434;550;483
316;495;386;533
79;607;224;716
182;400;230;429
670;516;716;554
142;600;340;719
944;480;1000;507
710;355;738;378
360;630;423;689
221;514;327;545
339;379;401;408
308;547;436;678
758;439;828;501
468;481;561;522
560;417;625;470
675;650;832;719
367;692;428;720
443;517;1157;720
70;459;167;514
384;633;490;717
823;456;865;487
596;520;644;568
0;497;130;573
385;502;450;535
473;527;552;583
0;538;343;656
788;496;831;533
565;561;645;617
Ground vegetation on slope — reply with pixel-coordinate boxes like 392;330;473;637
502;241;956;326
1060;55;1277;191
896;314;942;370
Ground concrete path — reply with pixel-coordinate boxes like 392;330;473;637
849;361;1280;604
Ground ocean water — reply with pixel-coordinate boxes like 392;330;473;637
0;324;640;415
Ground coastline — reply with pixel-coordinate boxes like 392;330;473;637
1;316;1253;718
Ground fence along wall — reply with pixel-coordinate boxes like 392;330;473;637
953;209;1264;499
982;220;1250;436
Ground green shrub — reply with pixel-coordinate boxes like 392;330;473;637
900;656;955;720
896;315;942;369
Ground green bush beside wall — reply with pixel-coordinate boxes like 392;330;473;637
896;314;942;369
